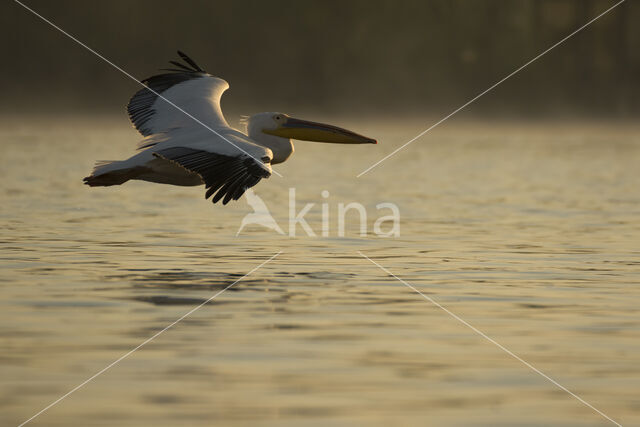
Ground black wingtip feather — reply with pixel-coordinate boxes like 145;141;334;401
169;60;194;72
177;50;204;72
154;147;270;206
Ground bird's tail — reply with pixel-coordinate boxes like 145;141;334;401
83;160;138;187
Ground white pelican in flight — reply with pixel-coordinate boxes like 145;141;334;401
84;51;376;205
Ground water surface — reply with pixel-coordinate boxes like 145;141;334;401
1;117;639;426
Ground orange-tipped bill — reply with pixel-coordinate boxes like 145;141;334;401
265;117;377;144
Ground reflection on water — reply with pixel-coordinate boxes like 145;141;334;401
1;118;639;426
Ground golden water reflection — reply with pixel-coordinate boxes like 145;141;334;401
1;118;639;425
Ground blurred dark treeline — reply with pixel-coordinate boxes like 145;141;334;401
2;0;638;118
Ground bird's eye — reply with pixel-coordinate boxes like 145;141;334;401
275;115;281;120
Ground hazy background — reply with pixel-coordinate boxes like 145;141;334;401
2;0;638;119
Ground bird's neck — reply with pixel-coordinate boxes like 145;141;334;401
248;131;294;165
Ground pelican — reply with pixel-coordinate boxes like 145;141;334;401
83;51;376;205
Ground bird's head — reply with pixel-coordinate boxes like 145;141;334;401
248;112;377;144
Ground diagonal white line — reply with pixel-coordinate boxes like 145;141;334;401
357;0;626;177
18;251;282;427
357;251;622;426
13;0;283;178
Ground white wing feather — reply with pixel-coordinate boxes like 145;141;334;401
143;76;230;134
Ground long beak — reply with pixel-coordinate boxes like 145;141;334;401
265;117;377;144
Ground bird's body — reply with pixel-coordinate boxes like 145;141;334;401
84;51;376;205
90;126;273;187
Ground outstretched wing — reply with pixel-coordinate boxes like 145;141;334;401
127;51;229;137
153;147;272;205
